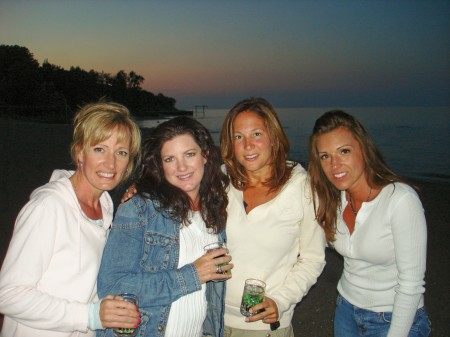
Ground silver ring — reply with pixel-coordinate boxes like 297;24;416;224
216;265;223;274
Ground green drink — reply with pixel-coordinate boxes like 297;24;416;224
240;279;266;317
115;327;136;335
204;242;231;276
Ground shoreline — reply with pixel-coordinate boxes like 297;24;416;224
1;118;449;335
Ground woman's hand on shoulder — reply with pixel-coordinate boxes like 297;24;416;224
120;185;137;204
99;295;140;329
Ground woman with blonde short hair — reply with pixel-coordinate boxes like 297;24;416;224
0;101;142;337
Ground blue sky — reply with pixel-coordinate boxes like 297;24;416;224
1;0;449;109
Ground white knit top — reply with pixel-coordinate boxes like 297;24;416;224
164;211;219;337
334;182;427;337
224;163;326;330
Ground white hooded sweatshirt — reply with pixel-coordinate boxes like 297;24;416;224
0;170;113;337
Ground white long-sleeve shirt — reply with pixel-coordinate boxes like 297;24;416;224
0;170;112;337
224;163;326;330
334;182;427;337
164;212;218;337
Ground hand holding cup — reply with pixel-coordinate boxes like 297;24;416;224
194;242;233;283
240;279;266;317
113;293;140;337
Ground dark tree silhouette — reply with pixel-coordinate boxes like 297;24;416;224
0;45;42;107
0;44;191;123
128;71;144;89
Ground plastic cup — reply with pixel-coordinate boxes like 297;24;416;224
204;242;231;276
114;293;139;337
240;279;266;317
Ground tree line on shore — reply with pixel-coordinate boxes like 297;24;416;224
0;44;191;123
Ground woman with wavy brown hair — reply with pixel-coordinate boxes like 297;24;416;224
308;110;430;337
221;97;326;337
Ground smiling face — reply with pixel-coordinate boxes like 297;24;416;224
232;110;273;178
161;133;207;202
77;126;131;194
316;126;366;193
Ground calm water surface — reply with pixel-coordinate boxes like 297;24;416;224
139;106;450;184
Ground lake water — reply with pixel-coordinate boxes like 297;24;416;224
139;106;450;184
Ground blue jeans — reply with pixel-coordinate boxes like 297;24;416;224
334;294;431;337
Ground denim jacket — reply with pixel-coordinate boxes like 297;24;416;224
97;195;226;337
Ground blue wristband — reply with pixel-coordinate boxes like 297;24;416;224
88;300;103;330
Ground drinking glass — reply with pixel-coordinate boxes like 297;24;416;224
240;279;266;317
204;242;231;277
114;293;139;337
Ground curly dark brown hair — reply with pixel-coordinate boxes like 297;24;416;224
135;116;229;233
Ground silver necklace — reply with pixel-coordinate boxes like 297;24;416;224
349;187;372;216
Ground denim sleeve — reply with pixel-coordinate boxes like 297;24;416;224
97;198;201;308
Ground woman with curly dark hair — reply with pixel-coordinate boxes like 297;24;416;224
97;116;232;337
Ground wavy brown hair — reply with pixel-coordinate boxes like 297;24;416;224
220;97;295;191
135;116;229;233
308;110;407;243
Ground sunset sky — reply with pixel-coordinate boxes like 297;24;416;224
1;0;449;109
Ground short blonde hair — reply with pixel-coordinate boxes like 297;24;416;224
71;101;141;181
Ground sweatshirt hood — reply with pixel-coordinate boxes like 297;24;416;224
30;169;113;229
49;169;73;182
29;169;74;200
29;169;113;273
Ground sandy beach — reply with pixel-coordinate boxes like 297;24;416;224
0;118;448;336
